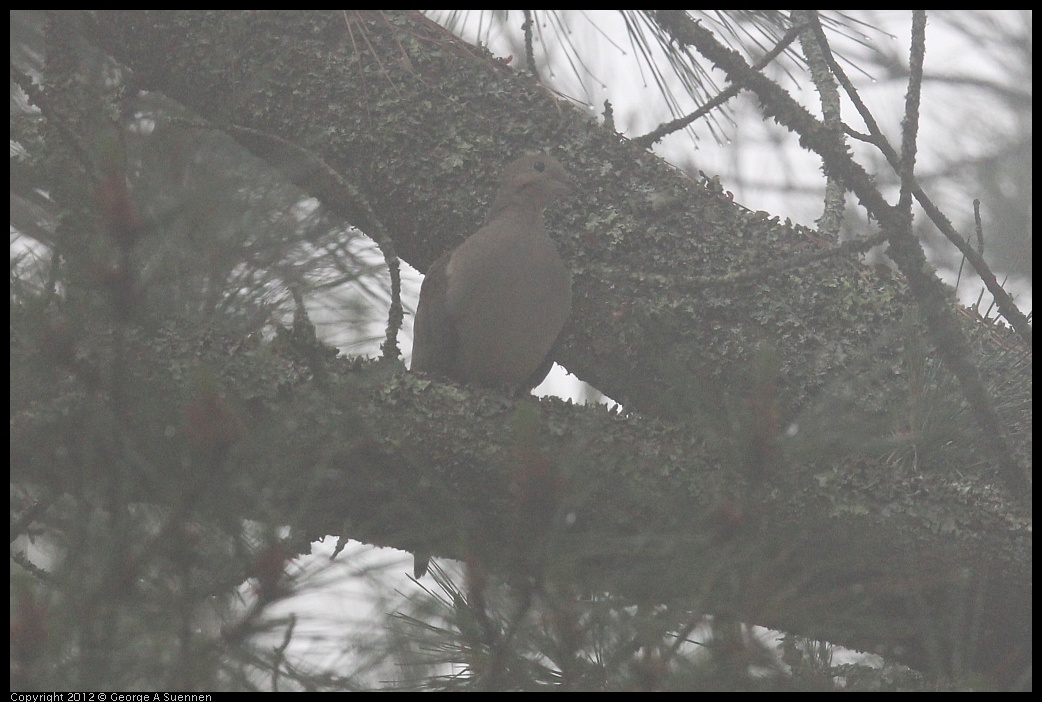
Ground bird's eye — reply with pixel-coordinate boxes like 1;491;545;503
533;161;546;173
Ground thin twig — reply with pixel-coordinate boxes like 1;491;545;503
633;20;806;148
897;11;927;215
522;10;538;78
654;10;1029;495
796;10;845;240
972;199;985;256
810;18;1031;346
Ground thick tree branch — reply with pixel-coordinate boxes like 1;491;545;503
10;316;1031;681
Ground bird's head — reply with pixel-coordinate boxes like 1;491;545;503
488;153;579;218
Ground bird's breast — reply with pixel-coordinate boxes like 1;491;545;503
445;230;571;387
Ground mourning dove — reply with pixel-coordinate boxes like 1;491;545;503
411;153;577;389
409;153;578;577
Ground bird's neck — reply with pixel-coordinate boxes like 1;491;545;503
487;192;549;224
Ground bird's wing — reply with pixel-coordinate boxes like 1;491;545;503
410;249;458;379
